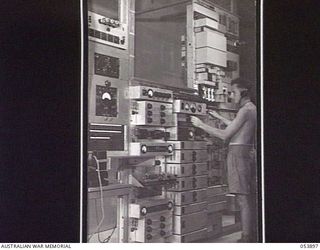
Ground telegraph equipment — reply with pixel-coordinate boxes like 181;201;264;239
168;175;208;192
130;101;174;127
88;11;128;50
172;210;207;235
129;86;173;103
129;198;174;243
164;162;208;178
129;142;174;157
166;149;209;164
173;100;207;115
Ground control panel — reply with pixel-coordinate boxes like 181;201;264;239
129;142;174;157
168;175;208;192
173;100;207;115
129;86;173;103
88;11;128;50
131;101;174;127
129;198;173;243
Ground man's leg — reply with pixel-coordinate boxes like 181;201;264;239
237;194;251;241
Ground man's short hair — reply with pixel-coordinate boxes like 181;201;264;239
231;78;252;90
231;78;254;99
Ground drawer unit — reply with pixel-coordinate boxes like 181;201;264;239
165;162;209;177
168;175;208;191
168;141;208;150
166;149;209;163
167;189;207;206
169;228;208;243
130;101;174;127
166;126;196;141
129;142;174;157
174;201;207;216
129;85;173;103
196;47;227;67
173;211;207;235
207;212;223;239
207;185;228;197
207;201;227;213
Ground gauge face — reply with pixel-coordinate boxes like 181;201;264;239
147;89;154;98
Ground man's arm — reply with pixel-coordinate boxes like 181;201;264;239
192;108;248;141
209;111;232;125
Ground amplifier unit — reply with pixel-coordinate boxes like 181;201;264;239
173;210;207;235
129;86;173;103
131;101;174;127
165;162;209;177
132;127;170;141
129;198;173;243
167;189;207;206
168;175;208;191
168;141;208;150
129;142;174;157
173;100;207;115
166;149;209;163
173;201;207;216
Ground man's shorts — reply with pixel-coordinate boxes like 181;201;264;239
227;145;256;195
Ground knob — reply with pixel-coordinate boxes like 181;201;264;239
160;105;166;110
147;89;154;98
140;206;147;215
160;216;166;222
198;105;202;112
167;145;173;153
167;201;173;210
146;226;152;232
147;118;153;123
154;160;161;165
147;219;152;225
184;103;190;110
147;234;152;240
191;107;196;113
160;231;166;237
142;89;148;96
160;223;165;229
188;130;194;139
141;145;147;154
160;112;165;117
147;111;153;116
147;103;153;109
160;119;166;124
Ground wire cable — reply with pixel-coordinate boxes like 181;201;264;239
87;155;105;242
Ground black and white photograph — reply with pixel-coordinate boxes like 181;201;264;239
2;0;320;246
86;0;260;243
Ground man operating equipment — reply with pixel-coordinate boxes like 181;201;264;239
191;78;257;242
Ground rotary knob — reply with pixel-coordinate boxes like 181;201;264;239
160;105;166;111
146;226;152;232
167;145;173;153
146;219;152;225
147;234;152;240
147;89;154;98
160;231;166;237
160;216;166;222
188;130;194;139
141;145;147;154
140;206;147;215
198;105;202;112
184;103;190;111
190;104;196;113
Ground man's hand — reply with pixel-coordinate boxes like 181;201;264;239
208;110;221;119
190;116;203;128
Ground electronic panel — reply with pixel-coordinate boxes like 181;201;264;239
88;10;128;50
129;198;174;243
172;210;207;235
